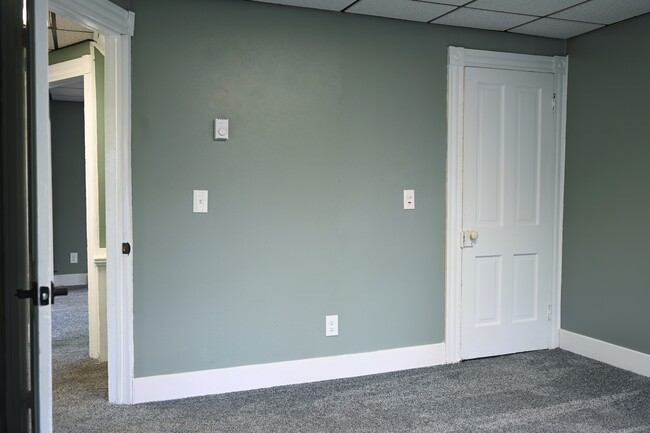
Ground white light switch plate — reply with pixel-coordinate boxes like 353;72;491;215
404;189;415;210
193;190;208;213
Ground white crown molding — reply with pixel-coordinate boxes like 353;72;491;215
132;343;446;404
49;0;134;36
560;330;650;378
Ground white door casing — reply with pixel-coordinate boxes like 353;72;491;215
461;68;555;359
445;47;568;363
47;0;135;404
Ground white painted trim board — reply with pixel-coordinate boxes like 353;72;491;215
560;330;650;378
133;343;445;404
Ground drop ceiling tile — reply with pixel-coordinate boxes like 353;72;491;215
56;30;93;49
550;0;650;24
55;14;93;32
433;8;536;31
511;18;603;39
345;0;456;23
250;0;357;12
469;0;585;17
417;0;475;6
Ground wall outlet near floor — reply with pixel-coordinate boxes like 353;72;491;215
325;315;338;337
70;252;78;264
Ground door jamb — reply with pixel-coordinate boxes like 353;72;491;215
444;47;568;363
48;0;135;404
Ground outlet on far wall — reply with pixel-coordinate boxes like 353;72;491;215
70;252;78;264
326;315;338;337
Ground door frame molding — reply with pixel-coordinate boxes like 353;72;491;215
48;0;135;404
445;47;568;363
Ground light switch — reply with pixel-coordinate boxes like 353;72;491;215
214;118;229;141
193;190;208;213
404;189;415;210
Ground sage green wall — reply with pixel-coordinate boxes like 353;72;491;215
48;41;91;65
131;0;564;377
50;100;88;275
562;13;650;355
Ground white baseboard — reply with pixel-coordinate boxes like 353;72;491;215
132;343;445;404
560;329;650;378
53;273;88;287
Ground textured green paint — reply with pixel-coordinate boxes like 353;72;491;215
48;41;91;65
95;48;106;248
50;101;88;275
131;0;564;377
563;14;650;355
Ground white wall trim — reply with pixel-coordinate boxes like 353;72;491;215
445;47;568;363
49;0;134;36
53;273;88;287
132;343;446;404
48;55;92;83
560;330;650;378
448;47;558;73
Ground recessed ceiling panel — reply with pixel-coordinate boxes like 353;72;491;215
346;0;456;23
470;0;585;17
433;8;536;31
251;0;357;12
417;0;475;6
550;0;650;25
511;18;603;39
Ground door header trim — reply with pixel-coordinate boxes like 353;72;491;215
448;46;567;75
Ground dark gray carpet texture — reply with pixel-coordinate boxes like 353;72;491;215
53;287;650;432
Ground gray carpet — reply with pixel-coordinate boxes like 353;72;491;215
53;288;650;432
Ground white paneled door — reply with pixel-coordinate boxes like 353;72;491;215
461;67;556;360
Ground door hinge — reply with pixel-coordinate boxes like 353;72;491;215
552;93;556;112
25;390;33;410
546;304;552;321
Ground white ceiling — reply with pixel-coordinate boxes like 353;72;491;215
249;0;650;39
50;76;84;102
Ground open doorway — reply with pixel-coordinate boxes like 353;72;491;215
48;12;110;423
